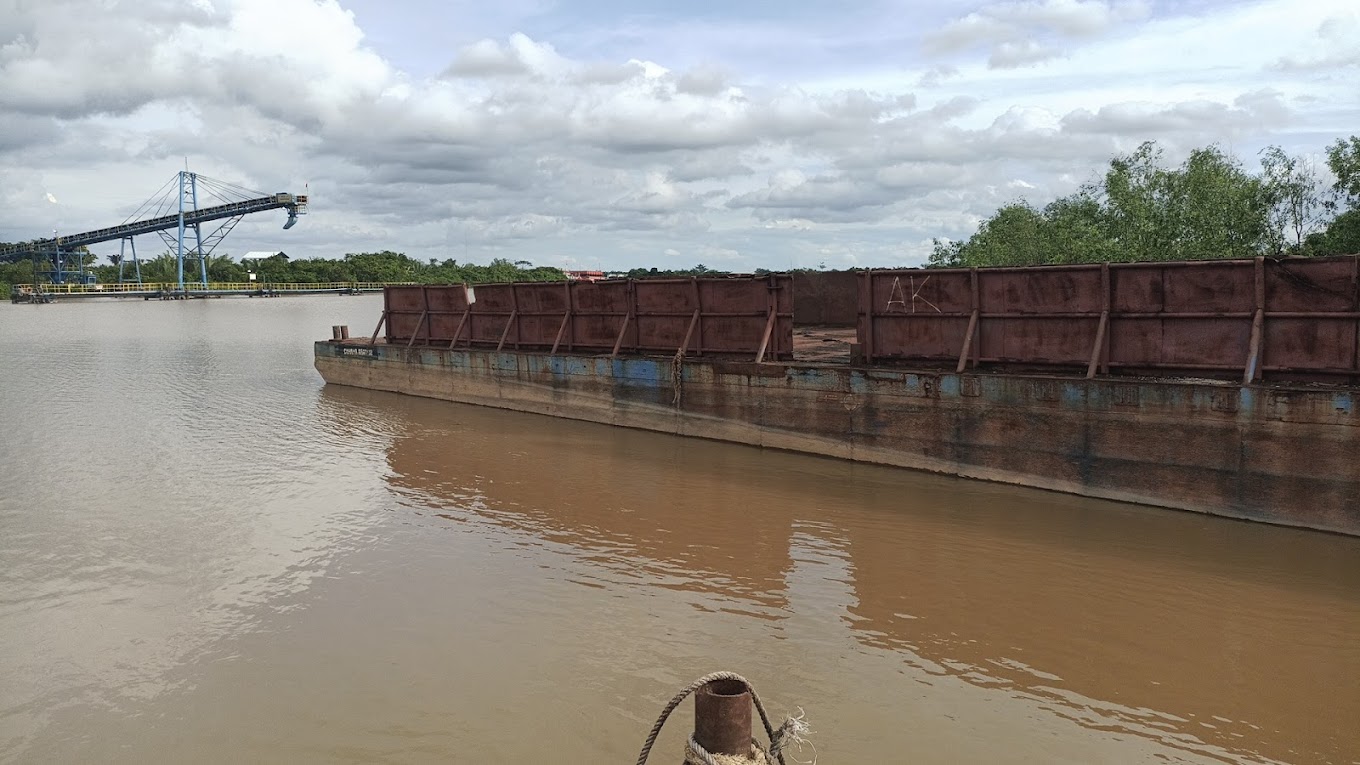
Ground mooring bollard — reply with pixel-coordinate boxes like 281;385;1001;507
339;325;350;340
635;672;801;765
694;678;753;761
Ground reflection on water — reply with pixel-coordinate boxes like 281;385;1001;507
372;387;1360;764
1;297;1357;764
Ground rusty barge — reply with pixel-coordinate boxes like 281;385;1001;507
314;256;1360;536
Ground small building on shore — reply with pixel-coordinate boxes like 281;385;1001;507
565;270;605;282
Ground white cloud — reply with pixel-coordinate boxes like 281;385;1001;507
675;64;731;96
442;33;570;79
989;39;1063;68
1273;11;1360;71
0;0;1355;271
925;0;1149;68
1060;91;1291;137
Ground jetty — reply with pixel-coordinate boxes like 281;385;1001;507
10;281;385;303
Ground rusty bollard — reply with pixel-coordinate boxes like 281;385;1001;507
693;678;753;761
339;325;350;340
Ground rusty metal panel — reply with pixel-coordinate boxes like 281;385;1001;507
699;277;792;358
571;281;630;314
630;276;792;358
470;284;516;313
386;310;423;343
1161;261;1255;313
425;285;469;313
464;313;500;347
564;281;631;351
382;285;471;344
792;271;859;326
1106;317;1161;367
490;283;566;348
634;279;691;353
458;284;516;348
772;276;795;359
1109;318;1250;370
869;269;971;313
384;285;426;312
427;311;460;342
634;279;692;312
1265;318;1356;371
862;270;971;361
761;275;795;359
981;316;1098;364
980;267;1101;314
571;313;628;350
876;315;970;360
1109;267;1163;313
382;276;792;359
860;256;1360;383
382;285;427;344
1156;318;1251;366
511;283;570;314
1268;258;1356;312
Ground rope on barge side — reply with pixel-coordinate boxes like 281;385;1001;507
635;671;813;765
672;348;685;407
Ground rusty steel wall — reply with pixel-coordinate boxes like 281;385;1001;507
859;256;1360;383
381;276;793;360
792;271;860;327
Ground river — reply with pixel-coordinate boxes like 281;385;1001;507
1;295;1356;764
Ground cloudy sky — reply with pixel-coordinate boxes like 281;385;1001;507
1;0;1356;271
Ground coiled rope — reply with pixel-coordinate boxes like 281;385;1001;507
635;671;812;765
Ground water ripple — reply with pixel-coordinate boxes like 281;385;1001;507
3;297;1358;765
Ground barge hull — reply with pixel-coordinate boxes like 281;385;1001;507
315;342;1359;536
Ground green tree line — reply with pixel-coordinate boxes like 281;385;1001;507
622;264;730;278
2;250;566;293
165;251;567;285
930;136;1360;267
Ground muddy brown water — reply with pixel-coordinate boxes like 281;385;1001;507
1;296;1357;764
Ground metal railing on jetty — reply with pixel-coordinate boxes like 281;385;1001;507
11;281;404;302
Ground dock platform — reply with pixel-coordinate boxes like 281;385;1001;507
10;281;388;303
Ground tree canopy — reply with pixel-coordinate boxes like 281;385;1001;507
930;136;1360;268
